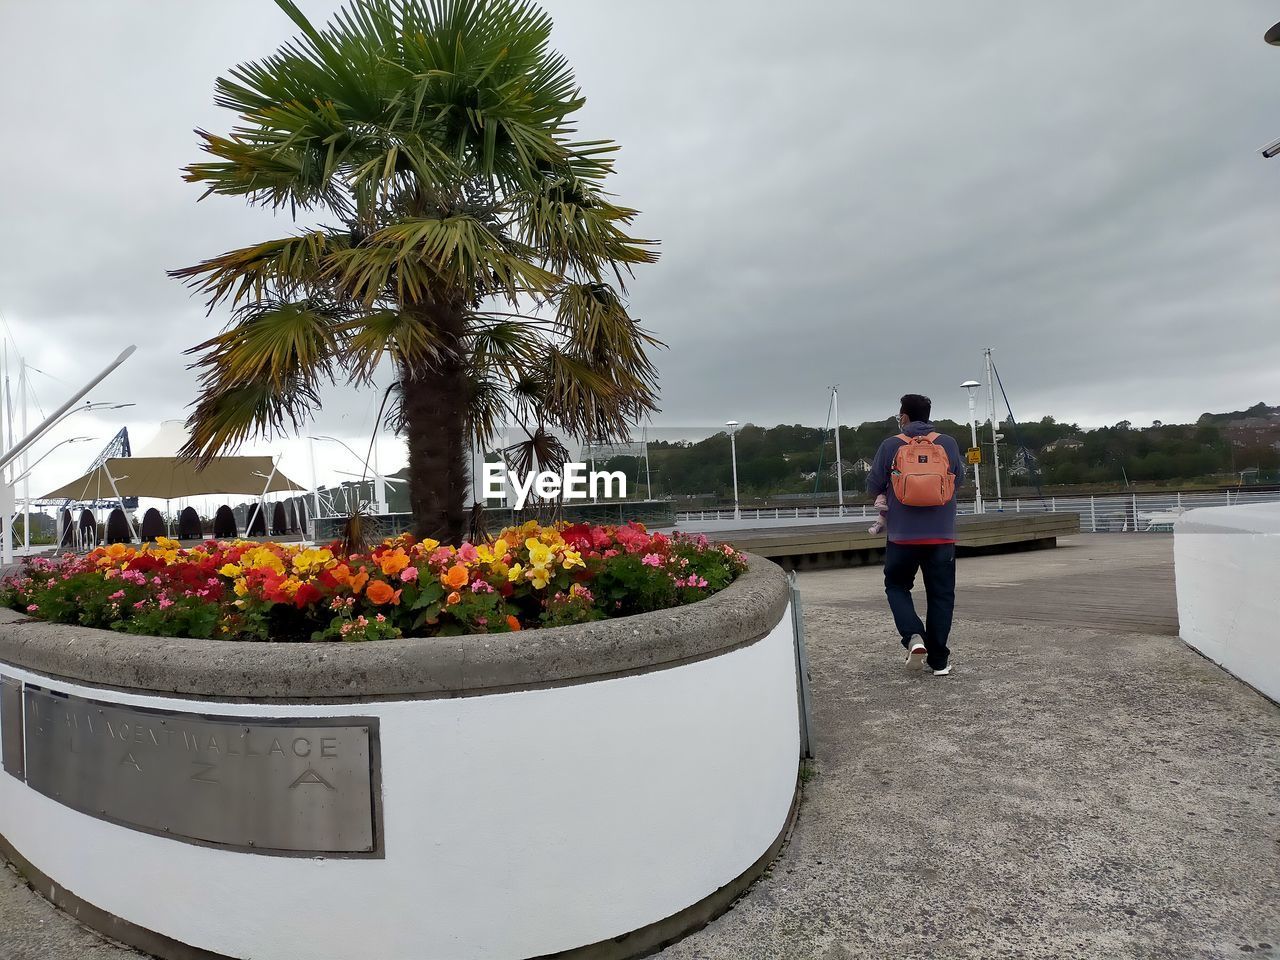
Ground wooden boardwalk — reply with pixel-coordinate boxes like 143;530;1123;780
712;512;1081;570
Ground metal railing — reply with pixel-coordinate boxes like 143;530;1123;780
675;488;1280;533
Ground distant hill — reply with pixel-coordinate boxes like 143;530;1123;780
1197;402;1279;425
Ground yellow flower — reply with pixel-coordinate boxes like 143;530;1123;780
155;536;179;550
559;548;584;570
233;578;249;597
219;563;242;577
476;538;508;564
240;546;285;575
507;562;524;583
292;547;334;576
525;539;552;568
526;565;551;589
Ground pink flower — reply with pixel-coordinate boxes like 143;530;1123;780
470;579;494;594
400;565;419;583
25;604;38;613
108;590;125;601
457;543;478;563
375;613;386;623
158;598;174;610
641;553;663;567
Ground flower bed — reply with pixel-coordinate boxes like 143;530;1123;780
0;522;745;643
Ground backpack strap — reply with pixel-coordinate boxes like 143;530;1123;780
895;434;911;443
923;432;940;442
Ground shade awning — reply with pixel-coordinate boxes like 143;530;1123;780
40;456;304;502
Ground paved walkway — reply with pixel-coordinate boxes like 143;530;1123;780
657;535;1278;959
2;535;1277;959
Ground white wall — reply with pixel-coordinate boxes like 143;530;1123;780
0;611;799;960
1175;503;1280;702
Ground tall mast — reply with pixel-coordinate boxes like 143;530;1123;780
19;357;28;553
985;347;1002;507
831;386;844;516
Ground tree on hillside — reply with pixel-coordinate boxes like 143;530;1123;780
172;0;660;542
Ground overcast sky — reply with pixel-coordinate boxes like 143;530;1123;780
1;1;1277;495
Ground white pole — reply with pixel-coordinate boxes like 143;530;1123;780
246;459;278;538
832;386;844;517
19;358;29;554
308;436;322;533
729;426;740;521
371;435;387;514
0;346;136;473
102;462;139;543
643;423;652;500
3;341;11;454
986;348;1002;508
966;389;984;514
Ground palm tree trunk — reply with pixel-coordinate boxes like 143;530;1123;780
401;303;469;544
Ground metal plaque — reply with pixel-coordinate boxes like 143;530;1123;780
20;687;382;857
1;676;22;780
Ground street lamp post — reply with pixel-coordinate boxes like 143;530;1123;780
725;420;740;521
984;348;1003;509
960;380;984;515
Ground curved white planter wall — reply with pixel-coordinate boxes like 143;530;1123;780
1174;503;1280;702
0;609;798;960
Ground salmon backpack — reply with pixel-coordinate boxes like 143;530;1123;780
891;433;955;507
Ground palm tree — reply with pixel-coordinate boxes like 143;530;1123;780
172;0;661;543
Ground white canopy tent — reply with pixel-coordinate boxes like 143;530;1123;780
40;421;305;542
40;456;303;503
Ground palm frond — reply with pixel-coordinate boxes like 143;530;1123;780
181;299;344;463
169;230;352;309
517;174;658;283
327;215;559;306
346;309;448;382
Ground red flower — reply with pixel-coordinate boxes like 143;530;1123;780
561;524;594;550
293;582;323;608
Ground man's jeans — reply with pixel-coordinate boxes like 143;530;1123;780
883;541;955;669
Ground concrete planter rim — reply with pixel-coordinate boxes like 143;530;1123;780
0;552;788;702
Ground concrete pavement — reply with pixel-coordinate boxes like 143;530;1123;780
657;535;1278;959
2;535;1277;959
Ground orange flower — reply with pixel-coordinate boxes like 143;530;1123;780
446;590;461;606
379;549;410;577
442;564;469;589
349;568;370;594
327;563;351;586
506;615;521;631
365;580;401;605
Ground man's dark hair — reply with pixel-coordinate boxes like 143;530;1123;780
900;394;931;423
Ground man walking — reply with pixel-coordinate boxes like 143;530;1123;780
867;394;964;675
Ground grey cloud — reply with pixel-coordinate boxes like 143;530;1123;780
1;0;1276;466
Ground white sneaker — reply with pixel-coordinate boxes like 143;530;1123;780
931;663;952;676
904;637;926;667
